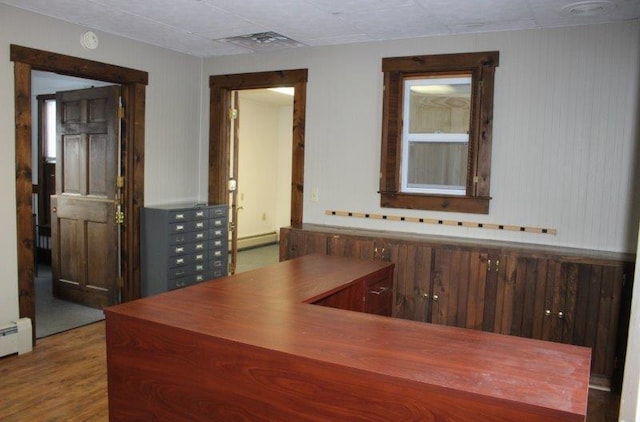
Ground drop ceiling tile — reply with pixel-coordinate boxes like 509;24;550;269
527;0;640;27
415;0;532;25
307;0;417;14
345;5;450;39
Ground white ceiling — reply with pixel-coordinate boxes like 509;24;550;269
2;0;639;57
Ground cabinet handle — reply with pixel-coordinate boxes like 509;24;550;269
432;294;439;301
496;260;500;273
422;292;429;300
196;211;205;218
175;247;184;253
176;224;184;231
487;259;491;272
369;286;388;295
545;309;551;316
175;213;185;220
557;311;564;319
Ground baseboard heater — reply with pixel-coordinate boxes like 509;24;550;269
0;318;32;358
237;232;278;251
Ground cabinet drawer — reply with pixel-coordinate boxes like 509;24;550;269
365;276;393;316
169;241;208;256
169;220;210;234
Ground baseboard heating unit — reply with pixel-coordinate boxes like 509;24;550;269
0;318;32;357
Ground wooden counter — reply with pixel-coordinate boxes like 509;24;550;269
105;254;591;421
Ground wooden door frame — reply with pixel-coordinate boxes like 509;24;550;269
11;45;147;340
208;69;307;228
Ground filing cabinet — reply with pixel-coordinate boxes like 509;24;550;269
141;203;228;296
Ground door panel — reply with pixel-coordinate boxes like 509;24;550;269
51;85;120;309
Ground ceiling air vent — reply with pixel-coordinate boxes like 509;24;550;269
217;31;306;51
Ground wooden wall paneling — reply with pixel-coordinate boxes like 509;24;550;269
562;263;580;344
532;258;549;340
603;265;623;379
511;257;529;337
390;242;414;320
494;255;518;335
482;252;499;332
412;245;432;322
327;235;374;260
466;251;486;330
454;249;470;328
430;248;450;325
594;265;620;378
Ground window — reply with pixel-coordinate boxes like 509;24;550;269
380;51;499;214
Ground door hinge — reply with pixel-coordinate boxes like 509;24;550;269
118;106;125;119
229;109;238;120
473;176;480;183
228;221;235;232
116;277;124;288
115;210;125;224
116;176;125;189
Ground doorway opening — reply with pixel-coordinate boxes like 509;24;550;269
209;69;307;273
11;45;148;344
230;88;294;273
32;72;118;338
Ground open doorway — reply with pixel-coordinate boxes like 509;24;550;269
231;88;293;273
32;71;117;337
209;69;307;274
11;45;148;344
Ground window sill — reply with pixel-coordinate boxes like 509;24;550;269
380;192;490;214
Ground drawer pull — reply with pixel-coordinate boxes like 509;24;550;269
195;244;204;250
175;247;184;254
195;254;204;261
195;211;205;218
175;213;185;220
369;286;388;295
196;275;204;282
176;258;185;265
176;224;184;231
432;294;439;302
196;222;204;229
545;309;552;316
557;311;564;319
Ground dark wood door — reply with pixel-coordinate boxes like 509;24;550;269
51;85;121;309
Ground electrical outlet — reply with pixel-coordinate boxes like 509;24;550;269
311;188;319;202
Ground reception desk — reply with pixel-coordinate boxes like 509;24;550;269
105;254;590;421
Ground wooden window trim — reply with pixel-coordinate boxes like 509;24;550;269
380;51;499;214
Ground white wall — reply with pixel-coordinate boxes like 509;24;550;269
204;21;640;254
236;94;292;238
0;4;203;324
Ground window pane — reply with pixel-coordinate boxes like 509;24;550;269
407;141;468;192
407;77;471;135
45;100;56;159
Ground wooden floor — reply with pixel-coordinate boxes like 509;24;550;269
0;321;620;421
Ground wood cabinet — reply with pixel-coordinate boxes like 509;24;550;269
310;261;393;317
280;225;635;388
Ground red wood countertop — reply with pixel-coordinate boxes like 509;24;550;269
105;254;590;421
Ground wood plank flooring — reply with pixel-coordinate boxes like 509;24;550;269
0;322;108;421
0;321;621;421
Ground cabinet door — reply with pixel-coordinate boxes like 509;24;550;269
431;248;489;329
483;253;519;334
382;242;432;321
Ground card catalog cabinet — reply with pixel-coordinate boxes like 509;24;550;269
141;203;228;296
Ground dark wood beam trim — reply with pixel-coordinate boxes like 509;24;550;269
10;45;148;85
14;61;35;333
